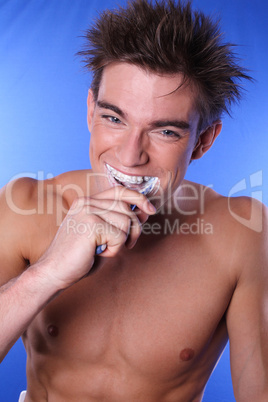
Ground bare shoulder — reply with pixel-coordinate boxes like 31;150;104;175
53;169;93;202
182;179;266;231
0;170;91;284
0;177;39;284
186;180;268;279
203;185;266;242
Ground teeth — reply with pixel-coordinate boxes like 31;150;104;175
141;176;159;195
105;163;159;195
106;164;147;185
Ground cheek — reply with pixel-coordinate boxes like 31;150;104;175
178;138;197;167
161;144;194;189
89;126;115;165
165;143;193;171
89;125;104;152
91;122;115;146
89;131;100;167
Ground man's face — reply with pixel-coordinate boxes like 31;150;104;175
87;62;199;208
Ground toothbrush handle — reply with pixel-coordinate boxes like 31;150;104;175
95;204;136;255
95;244;107;255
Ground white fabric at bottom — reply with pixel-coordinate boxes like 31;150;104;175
18;390;27;402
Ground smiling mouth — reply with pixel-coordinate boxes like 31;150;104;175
105;163;159;195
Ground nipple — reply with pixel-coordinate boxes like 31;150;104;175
47;324;59;337
180;348;195;362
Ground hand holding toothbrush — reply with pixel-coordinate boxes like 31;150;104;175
39;186;156;289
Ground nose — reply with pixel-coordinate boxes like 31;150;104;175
115;130;149;167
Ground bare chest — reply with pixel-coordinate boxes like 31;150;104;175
26;237;232;382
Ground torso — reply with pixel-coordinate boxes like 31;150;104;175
21;171;240;401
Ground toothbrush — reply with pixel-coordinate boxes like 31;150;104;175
95;177;158;255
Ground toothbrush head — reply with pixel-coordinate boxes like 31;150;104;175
129;177;159;211
140;176;159;196
125;176;159;196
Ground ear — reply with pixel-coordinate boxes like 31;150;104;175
87;89;95;131
191;121;222;160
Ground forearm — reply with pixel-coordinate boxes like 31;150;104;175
0;189;155;361
0;261;62;362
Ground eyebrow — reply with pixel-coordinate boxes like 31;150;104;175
97;101;126;119
151;119;190;131
97;100;190;132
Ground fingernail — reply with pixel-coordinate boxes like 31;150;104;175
148;203;156;213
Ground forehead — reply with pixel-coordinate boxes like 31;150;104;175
97;62;198;125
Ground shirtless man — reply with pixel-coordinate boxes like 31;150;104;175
1;1;267;401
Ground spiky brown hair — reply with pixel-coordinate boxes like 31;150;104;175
78;0;252;132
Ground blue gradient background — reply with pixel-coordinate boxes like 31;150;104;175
0;1;267;400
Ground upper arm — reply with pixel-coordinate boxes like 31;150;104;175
0;176;70;286
226;200;268;401
0;179;37;286
0;178;39;285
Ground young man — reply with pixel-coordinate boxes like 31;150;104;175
0;1;267;401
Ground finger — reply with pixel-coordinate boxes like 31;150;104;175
79;197;136;217
94;222;129;257
67;198;142;254
90;187;156;215
70;196;150;229
93;206;141;254
98;208;142;246
70;203;141;249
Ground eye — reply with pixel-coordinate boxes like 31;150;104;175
161;129;181;139
102;115;121;124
